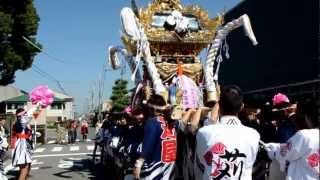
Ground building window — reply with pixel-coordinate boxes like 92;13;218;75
51;103;63;110
17;103;24;109
7;104;14;110
7;103;24;110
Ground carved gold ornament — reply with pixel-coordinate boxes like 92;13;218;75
121;0;224;56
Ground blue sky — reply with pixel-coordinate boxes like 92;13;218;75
14;0;239;114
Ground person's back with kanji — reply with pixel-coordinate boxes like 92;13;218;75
196;85;260;180
133;95;177;180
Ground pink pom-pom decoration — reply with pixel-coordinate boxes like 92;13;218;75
123;106;132;114
29;85;54;108
272;93;290;106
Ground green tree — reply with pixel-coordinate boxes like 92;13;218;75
0;0;41;85
110;79;130;112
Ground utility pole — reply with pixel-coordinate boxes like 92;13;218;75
97;77;102;122
97;60;108;123
90;89;94;113
84;97;90;115
98;71;105;123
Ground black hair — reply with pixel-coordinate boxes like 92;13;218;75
147;94;166;106
147;94;166;114
13;108;27;133
219;85;243;115
147;94;171;120
101;119;111;129
296;98;319;128
16;108;25;116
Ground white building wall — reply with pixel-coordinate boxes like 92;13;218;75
46;109;64;117
64;101;74;120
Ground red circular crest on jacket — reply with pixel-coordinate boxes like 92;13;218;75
211;142;226;155
307;152;320;168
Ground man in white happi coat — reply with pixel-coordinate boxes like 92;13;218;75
196;85;260;180
266;99;319;180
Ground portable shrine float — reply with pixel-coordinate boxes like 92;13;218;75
108;0;258;113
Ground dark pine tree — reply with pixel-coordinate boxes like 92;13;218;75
110;79;130;112
0;0;41;85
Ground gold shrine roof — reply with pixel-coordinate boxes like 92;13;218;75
122;0;224;56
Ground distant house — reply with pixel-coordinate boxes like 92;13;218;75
0;86;26;114
102;100;113;113
52;91;74;121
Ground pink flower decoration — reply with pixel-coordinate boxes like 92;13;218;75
123;106;132;114
307;152;320;168
29;85;54;108
272;93;290;106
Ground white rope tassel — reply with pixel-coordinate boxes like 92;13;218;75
129;56;141;85
204;14;258;100
108;46;121;70
119;7;167;95
205;44;218;92
242;14;258;45
108;45;141;85
131;40;142;82
136;16;166;96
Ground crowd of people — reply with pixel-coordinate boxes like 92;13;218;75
0;85;317;180
93;85;319;180
55;118;89;144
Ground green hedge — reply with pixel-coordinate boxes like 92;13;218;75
47;123;57;129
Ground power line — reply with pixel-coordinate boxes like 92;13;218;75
32;65;68;95
22;36;69;64
32;65;56;81
32;67;67;95
22;36;69;94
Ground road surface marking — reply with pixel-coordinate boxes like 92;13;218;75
4;164;17;173
33;152;100;158
52;146;63;152
67;157;85;161
47;140;56;144
34;148;45;153
76;139;80;142
32;159;44;165
86;139;92;142
31;167;40;170
87;145;94;151
70;146;79;151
